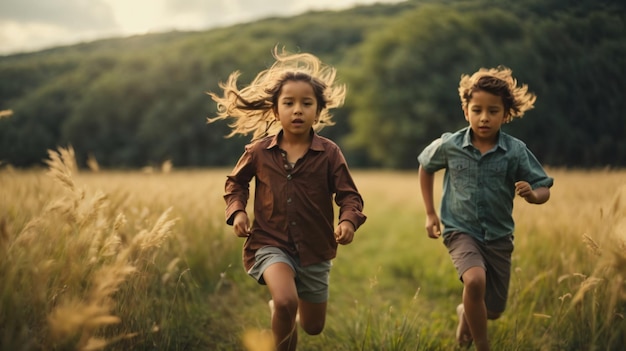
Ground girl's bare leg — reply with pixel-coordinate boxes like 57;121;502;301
263;263;299;351
298;299;327;335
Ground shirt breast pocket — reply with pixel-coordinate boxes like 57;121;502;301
486;160;508;189
449;159;471;190
299;167;329;199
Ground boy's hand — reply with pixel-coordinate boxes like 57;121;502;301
515;181;551;204
515;180;542;203
514;181;533;199
425;213;441;239
335;221;355;245
233;211;251;237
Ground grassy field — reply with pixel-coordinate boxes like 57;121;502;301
1;148;625;350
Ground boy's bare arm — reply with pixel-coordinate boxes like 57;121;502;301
419;166;436;214
515;181;550;204
419;165;441;238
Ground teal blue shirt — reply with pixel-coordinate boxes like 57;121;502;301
418;127;554;242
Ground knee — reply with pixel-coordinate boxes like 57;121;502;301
463;275;486;299
273;297;298;320
487;310;502;320
301;320;325;336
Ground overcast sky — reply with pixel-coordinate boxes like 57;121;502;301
0;0;405;55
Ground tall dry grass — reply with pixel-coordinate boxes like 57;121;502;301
1;147;178;350
314;169;626;350
486;170;626;350
1;151;624;350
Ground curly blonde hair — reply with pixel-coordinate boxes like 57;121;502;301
459;66;536;123
207;46;346;140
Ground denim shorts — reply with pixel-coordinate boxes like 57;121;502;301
247;246;331;303
443;232;514;313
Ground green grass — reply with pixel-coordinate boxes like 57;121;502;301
1;154;625;350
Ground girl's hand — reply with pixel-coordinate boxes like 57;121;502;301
335;221;355;245
425;213;441;239
233;211;251;237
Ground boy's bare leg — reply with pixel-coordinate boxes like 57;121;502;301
264;263;299;351
456;304;472;347
461;267;490;351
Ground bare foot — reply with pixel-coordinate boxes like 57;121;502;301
456;304;473;348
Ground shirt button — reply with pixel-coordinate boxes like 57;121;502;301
287;198;292;203
287;174;292;180
291;221;296;226
284;164;290;170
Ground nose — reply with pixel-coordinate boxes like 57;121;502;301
293;102;303;114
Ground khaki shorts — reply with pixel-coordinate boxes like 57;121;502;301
443;232;514;313
247;246;331;303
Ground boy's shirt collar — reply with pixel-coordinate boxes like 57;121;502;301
461;127;508;152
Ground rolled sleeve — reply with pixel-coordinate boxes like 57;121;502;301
225;200;246;225
338;210;366;231
224;148;254;225
332;147;366;231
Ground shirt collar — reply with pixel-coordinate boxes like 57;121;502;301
267;129;324;151
461;127;508;152
461;127;473;148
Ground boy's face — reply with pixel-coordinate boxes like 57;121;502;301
275;80;319;138
464;90;506;144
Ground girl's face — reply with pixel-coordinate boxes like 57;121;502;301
275;80;319;139
464;90;507;144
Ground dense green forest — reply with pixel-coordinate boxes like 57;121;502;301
1;0;624;169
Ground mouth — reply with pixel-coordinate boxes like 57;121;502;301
292;118;304;125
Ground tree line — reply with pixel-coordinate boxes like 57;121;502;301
0;0;624;169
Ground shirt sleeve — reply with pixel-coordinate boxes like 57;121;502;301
516;144;554;189
224;145;255;225
330;145;366;230
418;133;450;172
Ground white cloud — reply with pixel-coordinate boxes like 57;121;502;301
101;0;167;34
0;21;71;54
0;0;119;54
0;0;405;55
0;0;117;30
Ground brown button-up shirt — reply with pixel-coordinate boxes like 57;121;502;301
224;131;366;271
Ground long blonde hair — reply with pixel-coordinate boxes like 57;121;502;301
207;47;346;140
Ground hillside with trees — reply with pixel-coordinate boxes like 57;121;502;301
1;0;624;169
